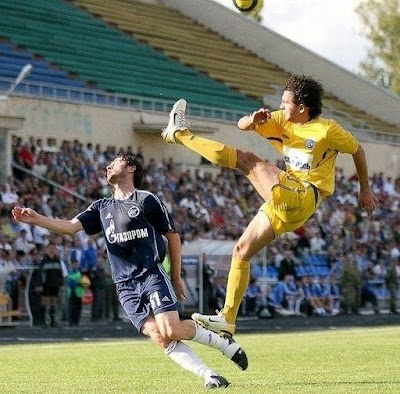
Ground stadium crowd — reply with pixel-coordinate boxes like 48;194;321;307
0;135;399;326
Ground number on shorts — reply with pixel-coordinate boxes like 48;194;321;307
149;291;161;310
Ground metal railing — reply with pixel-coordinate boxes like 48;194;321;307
0;77;244;123
12;162;86;201
2;77;400;145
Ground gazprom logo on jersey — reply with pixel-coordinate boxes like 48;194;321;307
105;219;149;244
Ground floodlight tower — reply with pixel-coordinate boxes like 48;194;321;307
0;63;33;101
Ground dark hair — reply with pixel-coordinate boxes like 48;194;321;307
108;153;144;188
284;74;324;120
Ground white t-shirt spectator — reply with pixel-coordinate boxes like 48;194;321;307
32;225;51;245
1;188;19;205
390;246;400;260
310;235;326;254
32;159;48;177
13;235;35;254
383;177;395;196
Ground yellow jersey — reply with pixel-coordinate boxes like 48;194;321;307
255;110;359;197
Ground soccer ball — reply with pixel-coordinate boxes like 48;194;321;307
232;0;260;12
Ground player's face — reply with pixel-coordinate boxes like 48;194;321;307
280;90;304;123
106;157;131;184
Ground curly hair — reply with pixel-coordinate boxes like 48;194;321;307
284;75;324;120
108;153;144;188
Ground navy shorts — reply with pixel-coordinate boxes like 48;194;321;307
115;265;178;332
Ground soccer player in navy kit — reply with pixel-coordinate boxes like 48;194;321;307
12;153;247;389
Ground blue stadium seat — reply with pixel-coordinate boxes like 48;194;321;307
0;40;95;95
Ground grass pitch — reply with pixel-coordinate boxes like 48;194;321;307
1;326;399;393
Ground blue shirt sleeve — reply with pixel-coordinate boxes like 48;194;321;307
143;194;176;235
75;200;102;235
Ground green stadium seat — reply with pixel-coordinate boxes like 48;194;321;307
0;0;260;113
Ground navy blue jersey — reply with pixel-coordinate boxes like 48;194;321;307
76;189;175;283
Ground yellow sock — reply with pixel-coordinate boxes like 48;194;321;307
223;258;250;325
175;130;237;169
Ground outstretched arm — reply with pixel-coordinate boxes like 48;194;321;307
237;108;271;131
12;206;83;236
352;145;378;215
164;231;186;301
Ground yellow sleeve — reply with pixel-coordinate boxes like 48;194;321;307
254;110;285;139
326;121;359;154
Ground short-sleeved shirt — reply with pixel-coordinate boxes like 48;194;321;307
255;110;359;197
76;189;175;283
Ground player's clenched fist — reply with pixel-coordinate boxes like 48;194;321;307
250;108;271;125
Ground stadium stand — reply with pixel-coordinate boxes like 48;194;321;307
1;135;399;326
0;40;95;97
73;0;289;99
71;0;398;135
0;42;86;88
0;0;260;112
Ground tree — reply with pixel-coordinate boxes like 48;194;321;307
356;0;400;94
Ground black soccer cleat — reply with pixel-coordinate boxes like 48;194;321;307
227;337;248;371
204;375;230;389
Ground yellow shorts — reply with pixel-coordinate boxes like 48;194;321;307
260;172;320;238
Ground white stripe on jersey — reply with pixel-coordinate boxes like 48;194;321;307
151;226;160;262
137;189;174;231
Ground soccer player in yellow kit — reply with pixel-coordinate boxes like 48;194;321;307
162;75;378;337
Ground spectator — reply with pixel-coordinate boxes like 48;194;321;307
103;254;120;322
13;229;35;255
202;263;217;314
361;262;380;314
272;274;303;316
309;230;326;255
27;248;43;326
70;237;84;267
0;249;16;299
373;259;388;280
330;253;344;281
90;255;106;322
301;275;325;316
80;237;98;274
214;276;227;312
67;259;84;327
1;184;19;206
341;256;362;314
278;250;297;281
386;258;400;314
327;276;342;316
244;277;264;316
312;276;332;315
0;231;12;251
40;243;64;327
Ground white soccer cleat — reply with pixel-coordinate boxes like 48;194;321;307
161;98;188;143
192;311;236;337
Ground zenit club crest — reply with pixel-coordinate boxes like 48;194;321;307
128;205;140;218
305;139;316;149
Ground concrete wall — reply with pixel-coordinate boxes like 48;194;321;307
163;0;400;126
1;96;276;163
